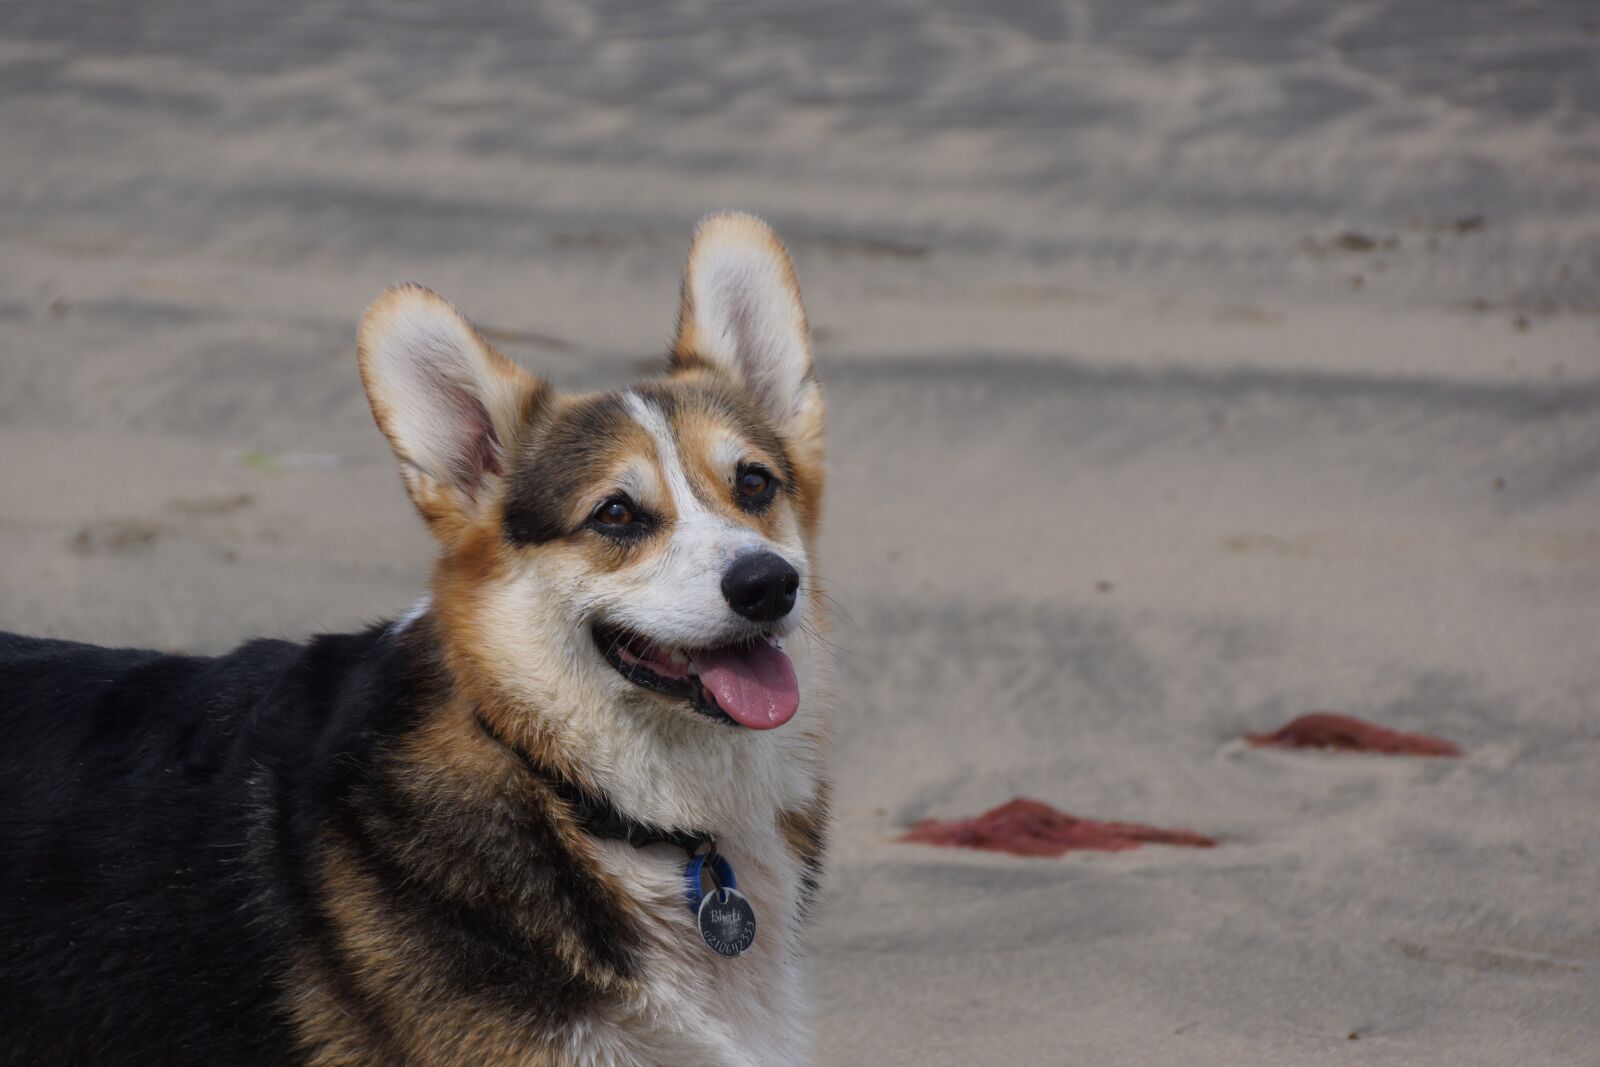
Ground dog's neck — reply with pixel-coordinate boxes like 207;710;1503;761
550;696;826;844
472;708;715;855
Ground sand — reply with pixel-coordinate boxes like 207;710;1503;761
2;2;1598;1063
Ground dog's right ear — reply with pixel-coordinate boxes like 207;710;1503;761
357;285;543;536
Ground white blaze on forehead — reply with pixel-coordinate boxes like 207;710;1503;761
624;392;714;523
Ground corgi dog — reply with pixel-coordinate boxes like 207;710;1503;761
0;213;832;1067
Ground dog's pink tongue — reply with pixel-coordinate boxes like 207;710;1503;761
695;640;799;730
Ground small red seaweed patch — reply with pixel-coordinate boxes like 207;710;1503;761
898;797;1216;857
1247;712;1461;757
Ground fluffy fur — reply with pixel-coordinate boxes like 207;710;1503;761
0;213;833;1066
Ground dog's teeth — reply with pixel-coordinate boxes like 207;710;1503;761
668;649;689;666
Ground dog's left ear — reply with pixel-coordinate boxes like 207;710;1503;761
358;284;542;536
672;213;825;460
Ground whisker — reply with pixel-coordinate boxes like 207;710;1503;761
805;580;861;634
798;619;864;661
598;627;642;682
810;595;861;640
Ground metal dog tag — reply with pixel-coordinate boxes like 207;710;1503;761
697;887;757;957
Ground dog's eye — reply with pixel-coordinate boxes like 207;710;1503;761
595;498;636;527
734;464;778;512
738;469;771;498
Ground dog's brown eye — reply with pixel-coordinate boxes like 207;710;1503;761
738;470;770;498
596;499;635;526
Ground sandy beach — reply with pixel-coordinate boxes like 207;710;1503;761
2;2;1598;1062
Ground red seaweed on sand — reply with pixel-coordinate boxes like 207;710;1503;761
1246;711;1461;757
898;797;1216;858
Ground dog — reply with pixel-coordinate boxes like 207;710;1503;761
0;213;833;1066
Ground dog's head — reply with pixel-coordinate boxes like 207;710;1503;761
358;214;826;743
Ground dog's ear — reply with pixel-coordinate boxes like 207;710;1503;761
358;284;542;535
672;213;825;456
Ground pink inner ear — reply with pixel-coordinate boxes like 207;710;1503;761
422;363;502;491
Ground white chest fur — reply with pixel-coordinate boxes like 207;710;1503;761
565;831;813;1067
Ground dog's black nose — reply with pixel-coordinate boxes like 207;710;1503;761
721;552;800;623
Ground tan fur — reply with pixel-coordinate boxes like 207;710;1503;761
293;850;563;1067
673;405;790;540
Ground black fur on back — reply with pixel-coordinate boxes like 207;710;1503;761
0;624;634;1066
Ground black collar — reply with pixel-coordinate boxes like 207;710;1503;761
474;711;714;855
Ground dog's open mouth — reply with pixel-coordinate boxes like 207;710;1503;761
592;623;799;730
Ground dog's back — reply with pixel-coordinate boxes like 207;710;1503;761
0;629;398;1066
